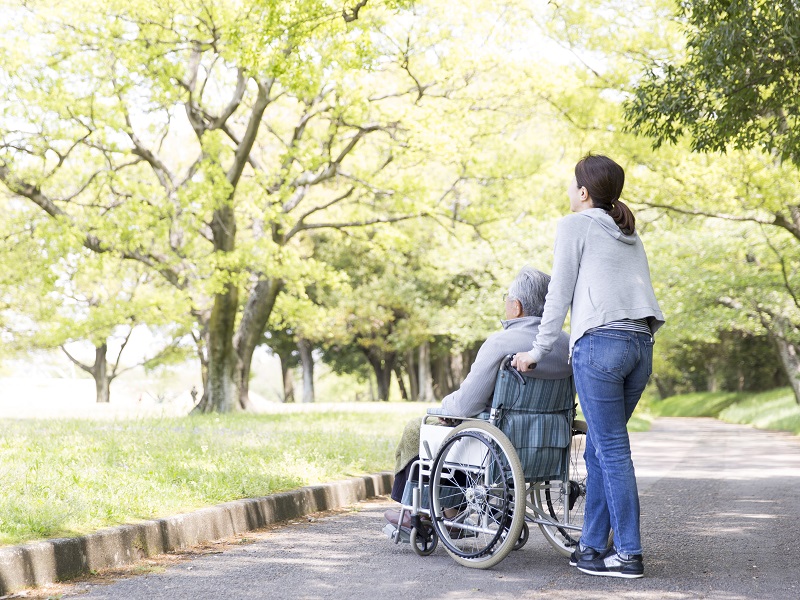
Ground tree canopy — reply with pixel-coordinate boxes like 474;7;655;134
626;0;800;165
2;0;798;410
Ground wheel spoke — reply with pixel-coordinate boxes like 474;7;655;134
429;421;525;569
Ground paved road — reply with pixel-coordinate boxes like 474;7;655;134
62;418;800;599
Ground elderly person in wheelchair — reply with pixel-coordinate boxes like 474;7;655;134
384;266;579;567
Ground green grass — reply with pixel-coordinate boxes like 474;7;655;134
651;387;800;434
718;388;800;433
0;405;427;546
626;412;654;432
649;391;745;417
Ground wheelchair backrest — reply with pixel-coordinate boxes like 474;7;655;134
491;361;575;414
491;357;576;481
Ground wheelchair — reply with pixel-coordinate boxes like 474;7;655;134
384;355;588;569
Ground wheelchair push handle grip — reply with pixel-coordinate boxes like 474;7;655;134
502;354;526;385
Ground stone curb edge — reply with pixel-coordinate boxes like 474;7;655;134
0;471;394;595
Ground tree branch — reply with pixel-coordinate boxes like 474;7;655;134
287;213;420;238
210;68;247;129
0;165;185;288
283;187;355;241
116;86;176;194
110;325;135;379
762;225;800;312
342;0;369;22
227;79;272;188
61;345;94;375
640;200;800;242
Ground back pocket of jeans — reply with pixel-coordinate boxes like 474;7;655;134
588;332;630;372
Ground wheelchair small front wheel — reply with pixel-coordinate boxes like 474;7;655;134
410;523;438;556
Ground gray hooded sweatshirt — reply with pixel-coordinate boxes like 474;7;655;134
527;208;665;364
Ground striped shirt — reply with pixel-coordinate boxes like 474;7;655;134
588;318;652;336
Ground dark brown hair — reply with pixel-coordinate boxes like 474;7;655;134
575;154;635;235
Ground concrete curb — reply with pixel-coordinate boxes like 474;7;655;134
0;471;393;595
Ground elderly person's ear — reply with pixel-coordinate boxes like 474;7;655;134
505;297;524;319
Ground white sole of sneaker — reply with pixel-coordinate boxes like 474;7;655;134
577;567;644;579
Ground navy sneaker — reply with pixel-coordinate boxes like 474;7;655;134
577;548;644;579
569;544;601;567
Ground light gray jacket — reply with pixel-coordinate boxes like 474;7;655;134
439;316;571;418
528;208;665;364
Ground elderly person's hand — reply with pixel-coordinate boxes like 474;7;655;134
511;352;537;372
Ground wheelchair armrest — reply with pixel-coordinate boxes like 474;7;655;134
425;408;465;419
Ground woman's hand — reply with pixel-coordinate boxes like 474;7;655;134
511;352;537;372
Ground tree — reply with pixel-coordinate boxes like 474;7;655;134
2;0;573;412
626;0;800;165
0;234;191;403
0;0;429;412
624;0;800;402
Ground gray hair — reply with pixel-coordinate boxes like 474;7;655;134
507;266;550;317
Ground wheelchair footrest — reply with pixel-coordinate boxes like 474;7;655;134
383;522;410;544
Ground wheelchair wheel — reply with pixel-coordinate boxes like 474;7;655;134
410;522;438;556
532;419;587;556
429;420;526;569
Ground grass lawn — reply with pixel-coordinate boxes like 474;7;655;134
718;388;800;433
649;391;745;418
650;387;800;434
0;404;427;546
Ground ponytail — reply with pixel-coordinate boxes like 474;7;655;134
608;199;636;236
575;153;636;235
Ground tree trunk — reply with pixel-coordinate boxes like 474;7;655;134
197;199;240;414
376;366;392;402
298;338;315;403
736;364;745;392
772;334;800;404
417;342;434;402
61;342;113;403
406;350;419;401
278;349;295;403
706;361;718;392
199;285;239;413
365;350;395;402
233;278;284;410
651;374;675;400
190;329;210;414
394;366;409;401
93;344;110;403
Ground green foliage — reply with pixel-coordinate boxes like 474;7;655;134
626;0;800;164
1;0;581;410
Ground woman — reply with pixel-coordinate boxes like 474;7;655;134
512;154;664;579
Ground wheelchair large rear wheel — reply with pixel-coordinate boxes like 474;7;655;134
429;421;526;569
532;419;588;556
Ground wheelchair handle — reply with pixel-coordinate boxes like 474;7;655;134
502;354;526;386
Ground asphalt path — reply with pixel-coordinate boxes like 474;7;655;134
60;418;800;600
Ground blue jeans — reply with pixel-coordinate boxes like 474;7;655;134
572;330;654;556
